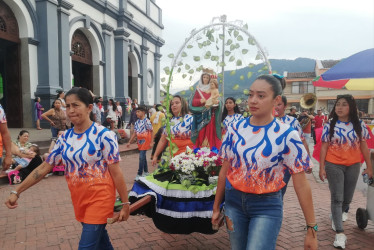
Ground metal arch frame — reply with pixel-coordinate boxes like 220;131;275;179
170;21;272;98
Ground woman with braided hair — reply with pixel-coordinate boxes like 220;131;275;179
319;94;373;249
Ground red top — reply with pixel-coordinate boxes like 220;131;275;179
314;115;326;129
192;90;211;107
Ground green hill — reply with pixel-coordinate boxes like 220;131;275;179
176;57;315;100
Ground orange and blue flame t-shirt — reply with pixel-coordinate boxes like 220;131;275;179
279;115;305;140
163;114;194;155
222;114;244;136
46;122;120;224
220;117;311;194
134;118;153;150
321;120;369;166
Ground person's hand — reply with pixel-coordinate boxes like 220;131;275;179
117;204;130;222
151;156;158;167
362;167;373;179
5;193;19;209
304;228;318;250
50;121;56;127
2;155;12;170
200;98;206;104
319;167;326;182
211;207;223;230
126;143;131;148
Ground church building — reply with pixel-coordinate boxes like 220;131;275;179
0;0;164;127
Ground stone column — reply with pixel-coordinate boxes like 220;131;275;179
35;0;60;111
154;50;162;104
102;23;114;100
57;0;74;91
140;44;149;105
114;28;130;102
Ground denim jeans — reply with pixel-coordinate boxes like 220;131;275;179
138;150;148;175
78;223;113;250
281;169;292;198
225;185;283;250
51;126;59;138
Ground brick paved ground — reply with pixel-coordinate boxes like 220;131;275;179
1;150;373;250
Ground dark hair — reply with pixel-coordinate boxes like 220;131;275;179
65;87;93;107
34;97;40;102
109;99;117;112
169;95;189;117
56;90;64;99
255;74;283;98
222;97;241;121
29;145;40;156
17;130;29;140
155;104;163;112
131;102;136;107
200;73;211;84
281;95;288;106
52;99;62;109
136;105;149;118
328;94;361;141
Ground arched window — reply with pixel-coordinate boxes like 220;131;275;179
0;16;6;32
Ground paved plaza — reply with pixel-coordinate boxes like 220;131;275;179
1;147;373;249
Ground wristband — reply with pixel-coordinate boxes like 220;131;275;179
120;202;130;206
10;190;19;198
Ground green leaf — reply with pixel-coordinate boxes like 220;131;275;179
181;91;186;95
228;28;233;36
236;59;242;66
198;43;203;49
189;75;192;81
230;44;236;51
219;34;224;40
230;70;236;76
243;23;248;30
181;51;187;57
229;56;235;62
163;67;170;74
185;64;190;70
187;45;193;49
205;51;211;57
272;70;278;74
168;53;174;58
177;67;181;73
209;36;214;42
218;73;223;78
196;65;203;71
235;43;240;49
204;54;210;59
243;89;249;95
182;74;187;79
248;38;256;45
237;35;243;41
193;56;200;62
219;61;226;67
236;98;242;104
161;77;165;82
178;61;183;66
189;86;194;91
160;92;165;96
240;75;244;81
248;63;255;68
234;30;239;37
226;39;232;45
188;69;194;74
161;84;167;90
242;49;248;54
247;72;253;78
225;51;231;56
233;84;239;90
203;41;207;46
243;112;248;117
255;53;262;60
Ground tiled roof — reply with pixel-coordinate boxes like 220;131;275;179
321;60;340;69
286;72;316;78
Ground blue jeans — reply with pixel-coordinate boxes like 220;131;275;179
138;150;148;175
51;126;59;138
79;223;113;250
225;185;283;250
281;169;292;198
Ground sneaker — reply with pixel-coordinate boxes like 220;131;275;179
143;172;149;177
333;233;347;249
134;175;141;181
342;212;348;222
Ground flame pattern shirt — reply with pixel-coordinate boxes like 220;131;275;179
0;105;6;124
321;120;369;166
163;114;193;139
46;122;120;224
279;115;305;140
222;114;244;136
134;118;153;150
220;117;311;194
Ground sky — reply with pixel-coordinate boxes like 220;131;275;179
155;0;374;92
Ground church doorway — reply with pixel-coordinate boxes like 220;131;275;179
0;0;22;127
71;29;93;90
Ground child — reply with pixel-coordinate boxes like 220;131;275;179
205;77;220;108
127;106;153;180
10;146;37;172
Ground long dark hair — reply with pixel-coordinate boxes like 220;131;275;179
17;130;29;140
328;94;361;141
222;97;241;121
256;74;284;98
169;95;189;117
65;87;93;107
109;99;117;112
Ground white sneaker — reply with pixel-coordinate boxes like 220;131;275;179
134;175;141;181
342;212;348;222
143;172;149;177
333;233;347;249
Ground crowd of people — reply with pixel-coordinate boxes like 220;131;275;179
0;69;372;249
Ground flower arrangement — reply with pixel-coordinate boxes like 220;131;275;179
154;147;222;187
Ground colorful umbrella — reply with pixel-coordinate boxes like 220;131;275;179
313;48;374;90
